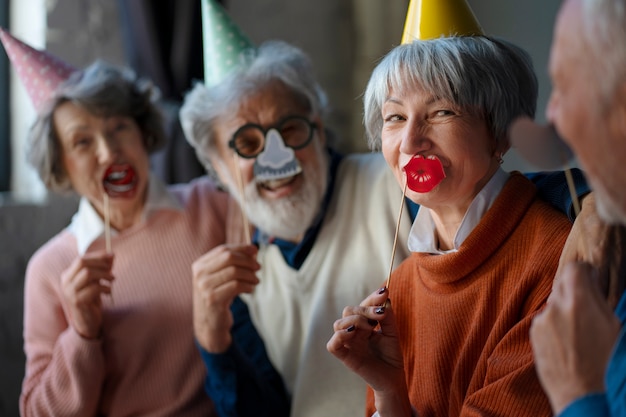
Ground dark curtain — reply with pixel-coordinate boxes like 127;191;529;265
117;0;226;184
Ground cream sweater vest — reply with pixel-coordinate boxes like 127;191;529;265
239;153;412;417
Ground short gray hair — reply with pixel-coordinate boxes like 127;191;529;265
580;0;626;100
179;40;329;180
27;60;166;192
363;36;537;151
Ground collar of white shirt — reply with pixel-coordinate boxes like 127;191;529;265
407;168;509;254
67;175;183;255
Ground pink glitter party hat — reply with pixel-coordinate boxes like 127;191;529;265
0;27;77;113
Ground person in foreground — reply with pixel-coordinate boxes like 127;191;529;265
1;29;227;416
326;36;572;416
529;0;626;415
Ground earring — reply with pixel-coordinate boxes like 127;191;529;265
497;153;504;165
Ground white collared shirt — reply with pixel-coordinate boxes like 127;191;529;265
67;175;183;254
407;168;509;254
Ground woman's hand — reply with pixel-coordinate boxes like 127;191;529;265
327;287;411;412
192;244;260;353
61;250;114;339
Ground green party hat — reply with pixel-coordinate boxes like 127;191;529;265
201;0;254;87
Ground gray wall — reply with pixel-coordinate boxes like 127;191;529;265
470;0;561;172
228;0;561;171
0;1;561;415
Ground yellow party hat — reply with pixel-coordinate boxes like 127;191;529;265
401;0;484;43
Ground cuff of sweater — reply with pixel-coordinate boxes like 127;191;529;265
558;393;608;417
371;405;419;417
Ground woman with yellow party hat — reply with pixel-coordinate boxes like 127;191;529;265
327;1;569;416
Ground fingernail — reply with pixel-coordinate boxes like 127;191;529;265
375;307;385;314
346;325;356;332
378;287;387;294
367;319;378;327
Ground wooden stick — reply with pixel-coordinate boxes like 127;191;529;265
564;167;581;217
561;146;588;256
103;192;114;304
233;153;252;244
103;193;111;252
386;179;408;289
564;166;596;283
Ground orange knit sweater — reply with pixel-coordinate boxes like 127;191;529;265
366;172;572;417
20;177;228;417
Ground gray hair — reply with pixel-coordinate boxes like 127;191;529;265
26;60;166;193
363;36;537;151
179;40;329;181
580;0;626;100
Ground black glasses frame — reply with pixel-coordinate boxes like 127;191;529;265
228;115;317;159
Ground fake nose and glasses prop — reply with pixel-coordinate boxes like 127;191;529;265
229;115;317;182
509;117;579;214
509;117;590;275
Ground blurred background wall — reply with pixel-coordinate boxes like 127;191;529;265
43;0;560;170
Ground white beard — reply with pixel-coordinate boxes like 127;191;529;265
220;140;329;241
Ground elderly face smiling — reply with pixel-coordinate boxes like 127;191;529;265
381;83;503;217
210;80;329;242
54;100;151;228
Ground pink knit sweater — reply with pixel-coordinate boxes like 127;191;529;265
20;177;228;417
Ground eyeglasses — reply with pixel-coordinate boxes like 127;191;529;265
228;115;317;159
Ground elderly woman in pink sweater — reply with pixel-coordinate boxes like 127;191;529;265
5;31;229;416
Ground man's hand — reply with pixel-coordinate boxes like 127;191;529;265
192;244;260;353
531;262;621;415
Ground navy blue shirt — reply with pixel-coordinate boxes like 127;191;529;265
198;298;290;417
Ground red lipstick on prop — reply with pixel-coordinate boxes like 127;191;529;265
403;154;446;193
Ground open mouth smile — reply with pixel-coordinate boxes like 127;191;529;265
103;164;137;195
256;173;300;193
